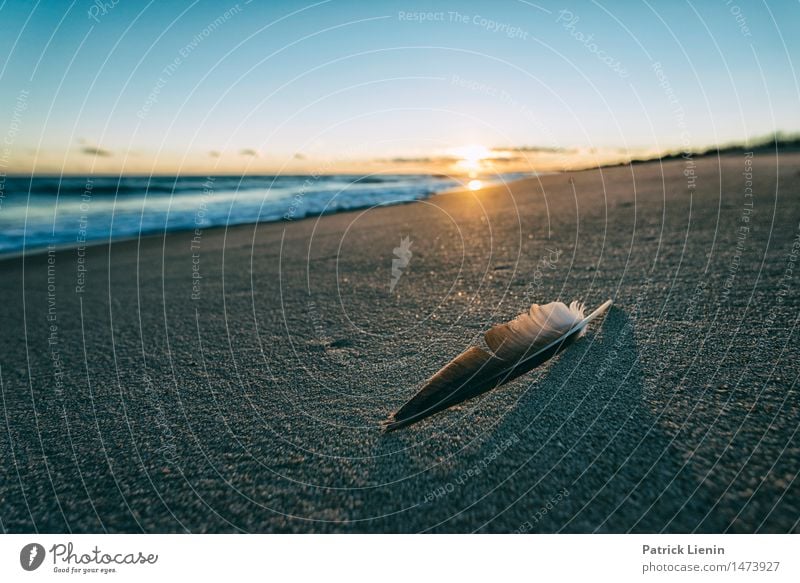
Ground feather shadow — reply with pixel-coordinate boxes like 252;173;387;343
470;308;711;533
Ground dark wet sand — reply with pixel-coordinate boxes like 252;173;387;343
1;153;798;533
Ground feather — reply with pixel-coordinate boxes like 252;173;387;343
382;299;613;431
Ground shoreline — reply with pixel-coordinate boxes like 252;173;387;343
0;152;736;262
1;150;768;262
0;172;538;262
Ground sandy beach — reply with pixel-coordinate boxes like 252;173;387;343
1;153;798;533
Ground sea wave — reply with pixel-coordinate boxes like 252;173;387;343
0;173;529;254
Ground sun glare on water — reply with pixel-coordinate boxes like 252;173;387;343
468;179;483;191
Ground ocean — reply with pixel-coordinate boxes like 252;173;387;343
0;173;528;255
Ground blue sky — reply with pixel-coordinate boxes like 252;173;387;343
1;0;798;174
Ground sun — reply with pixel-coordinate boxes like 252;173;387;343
451;143;492;176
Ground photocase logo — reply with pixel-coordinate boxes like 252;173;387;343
389;236;413;292
20;543;46;571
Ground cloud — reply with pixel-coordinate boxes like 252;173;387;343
81;146;112;157
492;146;577;154
490;155;525;163
380;156;460;164
239;148;260;157
380;148;578;166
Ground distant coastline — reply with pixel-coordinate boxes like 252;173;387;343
598;132;800;170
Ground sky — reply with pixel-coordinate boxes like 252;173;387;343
1;0;798;175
